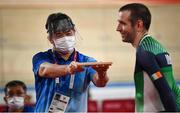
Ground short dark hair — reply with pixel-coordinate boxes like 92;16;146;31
119;3;151;30
4;80;27;94
45;12;75;35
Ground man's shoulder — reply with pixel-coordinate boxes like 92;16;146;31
139;35;167;55
140;35;158;46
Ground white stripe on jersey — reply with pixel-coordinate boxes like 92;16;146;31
143;71;165;112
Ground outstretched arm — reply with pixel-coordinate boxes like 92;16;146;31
38;62;69;78
39;61;83;78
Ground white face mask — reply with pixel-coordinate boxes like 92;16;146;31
7;96;24;109
53;35;76;54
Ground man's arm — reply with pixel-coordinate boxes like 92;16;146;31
40;61;110;85
138;48;178;111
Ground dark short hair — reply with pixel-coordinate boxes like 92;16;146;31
119;3;151;30
45;12;75;35
4;80;27;94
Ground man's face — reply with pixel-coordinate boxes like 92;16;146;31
116;10;136;43
4;85;27;111
4;85;26;103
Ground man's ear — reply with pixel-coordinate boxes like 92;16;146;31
135;19;144;32
24;94;31;104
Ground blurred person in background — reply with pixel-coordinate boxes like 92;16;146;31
116;3;180;112
32;12;110;112
3;80;34;112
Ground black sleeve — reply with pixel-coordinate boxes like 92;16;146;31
137;48;178;111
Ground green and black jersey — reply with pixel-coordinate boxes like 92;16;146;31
134;35;180;112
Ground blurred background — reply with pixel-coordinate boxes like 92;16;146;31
0;0;180;112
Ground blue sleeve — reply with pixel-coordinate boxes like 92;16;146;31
32;52;52;76
137;48;178;111
86;57;97;81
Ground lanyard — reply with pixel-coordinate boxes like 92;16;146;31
52;49;77;90
69;51;77;89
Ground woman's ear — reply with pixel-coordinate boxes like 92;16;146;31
48;35;54;44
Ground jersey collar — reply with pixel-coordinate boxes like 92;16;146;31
139;34;151;46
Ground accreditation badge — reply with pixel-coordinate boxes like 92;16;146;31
48;92;70;113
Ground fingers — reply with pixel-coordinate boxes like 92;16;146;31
69;61;78;69
68;61;84;74
92;64;110;71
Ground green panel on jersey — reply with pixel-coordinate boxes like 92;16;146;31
134;72;144;112
161;66;174;88
140;36;167;55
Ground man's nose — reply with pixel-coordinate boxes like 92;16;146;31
116;24;122;32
